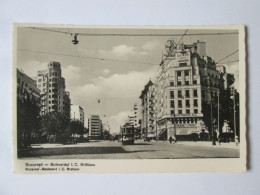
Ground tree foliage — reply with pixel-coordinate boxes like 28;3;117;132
201;88;240;140
17;92;41;149
40;111;70;142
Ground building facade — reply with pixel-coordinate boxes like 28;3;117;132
35;61;71;117
141;40;225;140
88;115;102;139
139;80;157;137
17;69;40;102
71;105;84;124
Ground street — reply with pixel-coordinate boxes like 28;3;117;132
19;140;239;159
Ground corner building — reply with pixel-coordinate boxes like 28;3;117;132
153;40;222;140
36;61;71;117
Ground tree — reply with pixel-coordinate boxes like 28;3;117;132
17;91;41;149
40;112;70;143
201;88;240;141
68;119;85;136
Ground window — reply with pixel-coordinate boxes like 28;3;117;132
49;95;51;98
178;100;182;108
194;109;198;114
186;100;190;107
170;100;175;108
38;84;41;87
185;80;189;85
193;89;198;97
208;73;210;76
177;71;181;77
38;79;42;82
179;63;187;67
49;79;52;81
170;91;174;98
193;80;197;84
49;90;51;93
49;84;52;87
170;81;174;86
177;81;182;85
194;99;198;107
178;90;182;98
49;101;51;104
178;110;182;114
186;90;190;97
184;70;189;76
170;110;175;115
186;109;190;114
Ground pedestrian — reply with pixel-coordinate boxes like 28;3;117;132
169;136;173;144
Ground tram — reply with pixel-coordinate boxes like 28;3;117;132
119;123;135;145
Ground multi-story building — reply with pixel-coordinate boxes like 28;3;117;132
17;69;40;102
139;80;157;137
216;65;235;89
141;40;225;140
88;115;102;139
35;61;71;117
71;105;84;124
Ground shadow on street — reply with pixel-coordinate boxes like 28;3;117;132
18;146;156;158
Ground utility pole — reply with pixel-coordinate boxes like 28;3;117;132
172;113;177;143
210;88;216;145
155;112;158;141
217;89;220;141
233;88;236;142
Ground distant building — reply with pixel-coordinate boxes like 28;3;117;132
35;61;71;117
102;122;110;139
216;65;235;89
88;115;102;139
71;105;84;124
17;69;40;102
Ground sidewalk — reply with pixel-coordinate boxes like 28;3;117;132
177;141;240;149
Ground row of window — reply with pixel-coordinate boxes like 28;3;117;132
169;79;197;86
170;89;198;99
170;108;198;115
170;99;198;108
169;116;198;124
177;70;189;77
38;77;60;83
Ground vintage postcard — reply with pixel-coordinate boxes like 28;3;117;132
13;24;246;173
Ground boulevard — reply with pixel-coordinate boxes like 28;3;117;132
18;140;239;159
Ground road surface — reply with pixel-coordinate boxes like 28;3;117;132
18;140;240;159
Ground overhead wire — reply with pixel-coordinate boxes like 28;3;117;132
17;48;157;66
28;27;238;37
216;50;239;64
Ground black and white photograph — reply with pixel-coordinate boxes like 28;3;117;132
13;24;246;173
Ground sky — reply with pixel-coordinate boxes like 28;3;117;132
16;26;239;133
